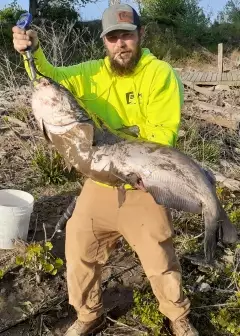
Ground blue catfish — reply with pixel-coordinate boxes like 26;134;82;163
31;76;238;264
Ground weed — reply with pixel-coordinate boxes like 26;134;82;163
174;233;202;256
0;267;7;280
131;289;167;335
31;146;77;185
216;186;224;200
229;208;240;226
210;292;240;335
177;120;221;166
3;104;31;123
222;200;240;229
12;104;31;122
15;241;64;283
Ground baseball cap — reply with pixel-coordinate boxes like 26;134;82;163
100;3;141;38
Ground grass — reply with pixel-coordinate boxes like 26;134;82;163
130;288;167;335
31;145;78;185
177;118;222;167
0;19;239;336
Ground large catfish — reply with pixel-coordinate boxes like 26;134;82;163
31;76;238;264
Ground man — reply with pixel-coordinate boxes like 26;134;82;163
13;3;199;336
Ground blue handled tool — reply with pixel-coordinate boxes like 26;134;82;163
16;12;32;30
16;12;36;81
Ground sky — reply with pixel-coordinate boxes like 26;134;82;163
0;0;228;21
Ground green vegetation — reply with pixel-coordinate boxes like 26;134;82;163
176;119;221;167
210;293;240;335
0;1;239;335
15;241;64;283
1;0;240;67
31;146;77;185
131;289;167;335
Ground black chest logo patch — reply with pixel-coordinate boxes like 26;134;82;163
126;91;142;105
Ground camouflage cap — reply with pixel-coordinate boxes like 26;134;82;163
100;3;141;38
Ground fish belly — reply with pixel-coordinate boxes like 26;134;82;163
144;176;202;214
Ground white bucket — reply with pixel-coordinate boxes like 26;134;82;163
0;189;34;249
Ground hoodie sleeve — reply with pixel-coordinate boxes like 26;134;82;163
144;63;183;147
23;44;87;98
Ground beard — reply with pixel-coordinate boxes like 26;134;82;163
106;43;142;76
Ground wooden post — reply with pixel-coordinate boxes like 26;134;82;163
218;43;223;74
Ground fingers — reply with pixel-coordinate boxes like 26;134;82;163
26;29;38;39
12;26;25;34
12;26;38;54
13;34;32;53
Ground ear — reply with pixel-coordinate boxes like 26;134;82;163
139;26;145;39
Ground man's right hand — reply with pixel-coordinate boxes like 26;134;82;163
12;26;39;54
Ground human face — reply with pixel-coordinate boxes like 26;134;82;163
103;29;142;76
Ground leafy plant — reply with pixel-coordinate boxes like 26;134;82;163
210;292;240;335
0;1;25;23
15;241;63;283
132;289;166;335
229;208;240;226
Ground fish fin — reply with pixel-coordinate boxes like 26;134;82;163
204;209;219;264
110;168;147;192
117;186;127;208
202;167;216;187
218;206;238;244
125;172;147;192
202;168;237;247
41;119;52;143
64;159;73;172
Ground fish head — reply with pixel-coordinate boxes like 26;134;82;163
31;76;96;148
32;76;90;129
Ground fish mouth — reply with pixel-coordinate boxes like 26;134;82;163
42;120;80;135
31;77;51;90
34;77;51;87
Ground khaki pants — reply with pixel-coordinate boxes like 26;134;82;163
65;178;190;323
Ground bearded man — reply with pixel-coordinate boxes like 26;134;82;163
12;3;199;336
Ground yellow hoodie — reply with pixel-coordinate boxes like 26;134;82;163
24;46;183;147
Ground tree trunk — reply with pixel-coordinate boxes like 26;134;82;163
29;0;38;18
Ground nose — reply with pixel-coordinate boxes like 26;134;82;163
115;36;125;48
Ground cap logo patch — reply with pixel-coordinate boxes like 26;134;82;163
117;11;134;23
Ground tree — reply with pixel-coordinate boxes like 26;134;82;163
141;0;187;21
0;0;25;22
29;0;97;20
140;0;210;46
218;0;240;24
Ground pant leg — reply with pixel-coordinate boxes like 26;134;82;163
118;189;190;322
65;179;121;322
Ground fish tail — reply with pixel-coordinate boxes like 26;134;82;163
203;167;238;243
218;205;238;244
54;196;77;232
204;199;238;263
203;206;219;263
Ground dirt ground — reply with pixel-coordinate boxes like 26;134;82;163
0;65;240;335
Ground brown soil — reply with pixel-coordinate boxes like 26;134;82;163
0;74;239;336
